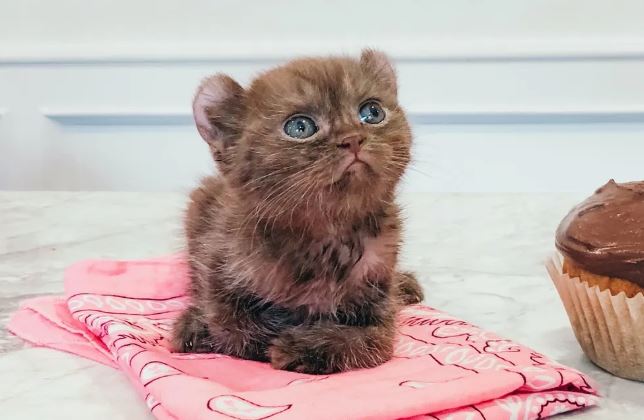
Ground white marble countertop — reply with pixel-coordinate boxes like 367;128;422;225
0;191;642;419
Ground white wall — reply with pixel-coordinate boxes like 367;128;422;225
1;0;644;192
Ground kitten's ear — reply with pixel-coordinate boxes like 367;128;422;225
360;49;397;95
193;74;246;165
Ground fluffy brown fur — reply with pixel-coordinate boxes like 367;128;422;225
171;49;424;374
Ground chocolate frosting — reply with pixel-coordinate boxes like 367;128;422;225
556;179;644;287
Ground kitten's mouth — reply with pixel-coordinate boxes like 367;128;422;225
329;156;372;187
347;158;366;169
343;157;371;176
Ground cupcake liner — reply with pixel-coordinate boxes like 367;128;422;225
546;254;644;381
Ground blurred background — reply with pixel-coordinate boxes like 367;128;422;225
1;0;643;193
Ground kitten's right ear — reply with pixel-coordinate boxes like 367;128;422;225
360;49;397;96
193;74;245;165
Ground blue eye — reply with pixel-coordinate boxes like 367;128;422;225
359;101;385;124
284;115;318;139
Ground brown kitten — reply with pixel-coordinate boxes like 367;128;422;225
171;49;424;374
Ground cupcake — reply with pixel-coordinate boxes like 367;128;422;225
547;179;644;381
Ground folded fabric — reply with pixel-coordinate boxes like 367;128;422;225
8;256;599;420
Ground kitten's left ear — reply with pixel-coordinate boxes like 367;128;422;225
193;74;246;168
360;49;397;95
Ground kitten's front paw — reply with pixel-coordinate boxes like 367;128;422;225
268;325;393;374
396;271;424;305
170;306;213;353
268;335;336;374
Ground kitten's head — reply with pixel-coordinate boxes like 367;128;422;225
193;49;411;224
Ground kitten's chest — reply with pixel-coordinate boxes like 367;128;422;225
293;235;364;283
277;230;397;312
247;211;401;311
289;227;398;285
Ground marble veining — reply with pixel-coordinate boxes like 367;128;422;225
0;191;642;419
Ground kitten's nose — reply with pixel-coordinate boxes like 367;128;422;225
337;133;365;154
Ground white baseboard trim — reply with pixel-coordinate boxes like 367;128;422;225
410;108;644;124
42;107;644;126
5;39;644;65
42;108;193;126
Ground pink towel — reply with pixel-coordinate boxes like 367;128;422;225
8;255;599;420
